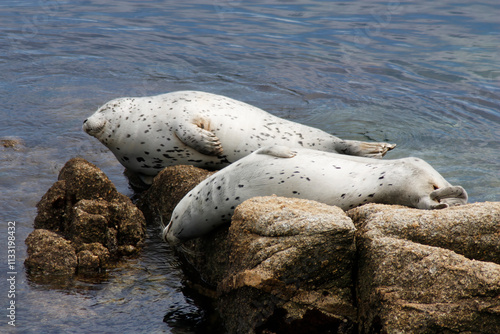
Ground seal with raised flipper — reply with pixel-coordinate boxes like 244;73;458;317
163;145;467;245
83;91;395;184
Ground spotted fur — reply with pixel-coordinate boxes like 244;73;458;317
163;146;467;245
83;91;395;183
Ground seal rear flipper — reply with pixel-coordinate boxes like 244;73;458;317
430;186;468;207
335;140;396;158
174;117;224;156
256;145;297;158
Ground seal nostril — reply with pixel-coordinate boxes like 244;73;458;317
83;119;87;124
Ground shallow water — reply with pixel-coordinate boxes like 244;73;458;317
0;0;498;332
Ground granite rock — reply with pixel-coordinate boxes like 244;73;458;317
350;203;500;333
180;196;358;334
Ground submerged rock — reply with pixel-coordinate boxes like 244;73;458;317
26;158;146;277
0;137;24;150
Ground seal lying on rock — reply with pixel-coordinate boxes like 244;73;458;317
83;91;395;183
163;146;467;245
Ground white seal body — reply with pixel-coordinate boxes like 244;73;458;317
164;146;467;244
83;91;395;183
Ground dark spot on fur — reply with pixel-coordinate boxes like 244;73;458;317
136;157;145;162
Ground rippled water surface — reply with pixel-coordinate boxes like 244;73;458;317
1;0;499;332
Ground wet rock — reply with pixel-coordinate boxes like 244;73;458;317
58;157;123;203
33;180;67;232
181;196;358;334
26;158;146;276
0;137;24;150
76;243;110;274
25;229;78;275
350;202;500;333
136;165;214;222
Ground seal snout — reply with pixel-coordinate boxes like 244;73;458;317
82;114;107;137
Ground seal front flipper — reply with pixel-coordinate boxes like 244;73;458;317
256;145;297;158
174;116;224;156
334;140;396;158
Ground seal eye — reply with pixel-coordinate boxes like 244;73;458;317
433;185;439;190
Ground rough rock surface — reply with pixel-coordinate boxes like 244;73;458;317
349;203;500;334
1;137;24;150
136;165;214;223
25;229;78;275
28;158;500;333
136;164;500;334
349;202;500;264
180;196;358;334
25;158;146;276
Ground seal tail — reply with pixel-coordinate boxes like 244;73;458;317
334;140;396;158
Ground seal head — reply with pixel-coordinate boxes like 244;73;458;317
83;112;106;137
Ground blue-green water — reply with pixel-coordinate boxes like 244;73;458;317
1;0;499;332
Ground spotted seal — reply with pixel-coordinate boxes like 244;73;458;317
83;91;395;183
163;145;467;245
